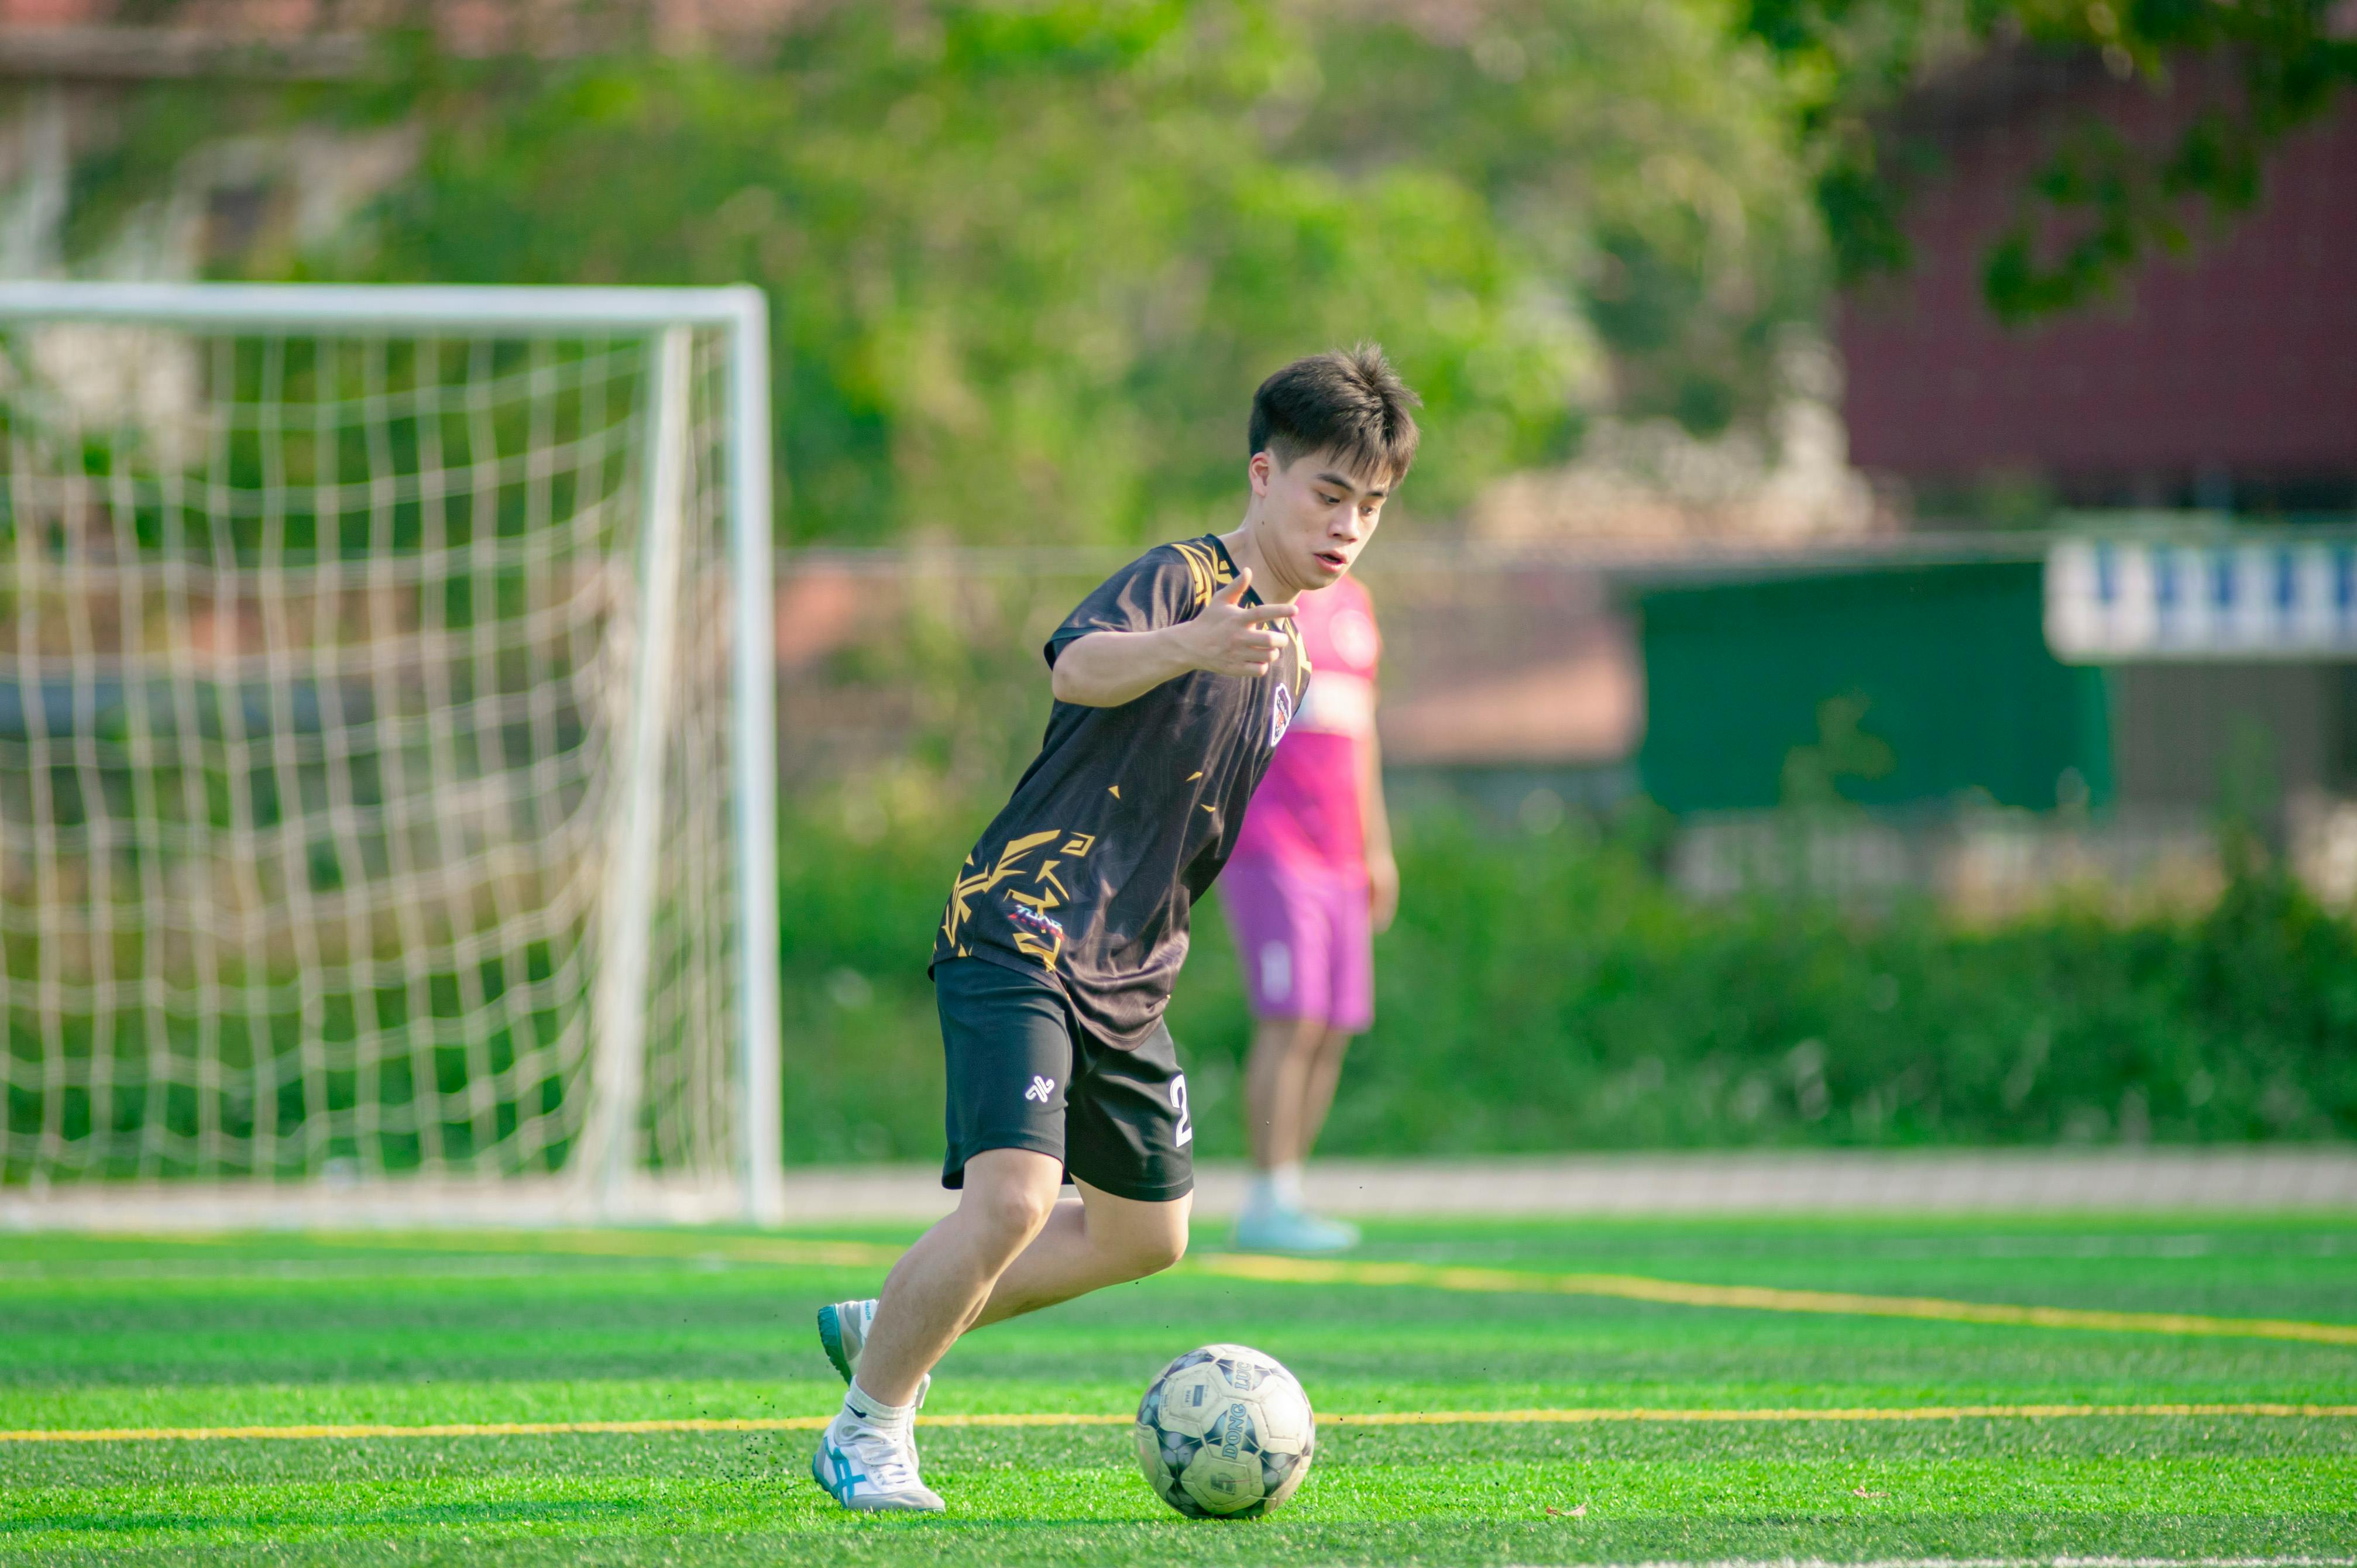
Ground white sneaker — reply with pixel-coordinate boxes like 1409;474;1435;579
1231;1202;1360;1254
810;1407;944;1513
816;1298;930;1408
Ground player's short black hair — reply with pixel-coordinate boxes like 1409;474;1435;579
1248;343;1422;485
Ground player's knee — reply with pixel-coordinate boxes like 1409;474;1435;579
1253;1016;1324;1060
1110;1216;1187;1279
968;1178;1057;1247
1289;1017;1332;1059
1116;1234;1185;1281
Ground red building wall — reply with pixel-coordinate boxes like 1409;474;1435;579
1839;67;2357;511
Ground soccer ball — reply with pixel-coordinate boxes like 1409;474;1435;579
1133;1343;1315;1518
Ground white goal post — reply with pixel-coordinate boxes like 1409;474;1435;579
0;283;782;1228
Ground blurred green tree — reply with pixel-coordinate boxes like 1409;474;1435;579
1736;0;2356;320
68;1;1819;544
49;2;2355;539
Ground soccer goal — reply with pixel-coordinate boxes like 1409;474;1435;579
0;283;782;1228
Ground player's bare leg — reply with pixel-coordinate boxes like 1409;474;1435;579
968;1178;1189;1325
1243;1013;1325;1170
1237;1015;1359;1251
857;1147;1063;1405
820;1175;1188;1389
811;1147;1057;1512
1296;1027;1355;1157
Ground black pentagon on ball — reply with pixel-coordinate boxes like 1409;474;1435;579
1260;1447;1300;1491
1160;1484;1214;1518
1208;1402;1261;1454
1214;1356;1267;1391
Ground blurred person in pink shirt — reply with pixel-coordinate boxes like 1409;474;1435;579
1219;570;1394;1252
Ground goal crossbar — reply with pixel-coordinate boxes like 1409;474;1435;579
0;281;766;333
0;281;782;1229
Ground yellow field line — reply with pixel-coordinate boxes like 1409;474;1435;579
116;1229;2357;1347
6;1402;2352;1446
1191;1253;2357;1347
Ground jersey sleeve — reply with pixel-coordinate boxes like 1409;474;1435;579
1043;539;1231;666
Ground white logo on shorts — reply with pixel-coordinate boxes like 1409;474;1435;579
1259;941;1292;1002
1025;1075;1056;1104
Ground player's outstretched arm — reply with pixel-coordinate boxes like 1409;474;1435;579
1051;568;1296;708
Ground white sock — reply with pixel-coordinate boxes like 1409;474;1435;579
1251;1163;1304;1212
844;1376;916;1434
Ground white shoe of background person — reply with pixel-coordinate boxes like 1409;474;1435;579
1231;1200;1360;1254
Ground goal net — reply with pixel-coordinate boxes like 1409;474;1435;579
0;284;781;1227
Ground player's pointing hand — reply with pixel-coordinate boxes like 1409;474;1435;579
1187;567;1297;679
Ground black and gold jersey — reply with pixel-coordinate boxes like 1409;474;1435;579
932;535;1310;1051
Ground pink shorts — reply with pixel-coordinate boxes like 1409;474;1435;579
1218;857;1374;1033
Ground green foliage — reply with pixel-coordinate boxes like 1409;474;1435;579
44;0;2355;520
781;802;2357;1163
1778;693;1898;807
67;1;1820;544
1738;0;2357;318
1326;810;2357;1154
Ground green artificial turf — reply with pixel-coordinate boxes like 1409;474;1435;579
2;1213;2354;1565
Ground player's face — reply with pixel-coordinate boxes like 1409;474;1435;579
1248;448;1391;596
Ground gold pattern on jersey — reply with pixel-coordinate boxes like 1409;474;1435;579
1170;538;1235;613
940;826;1098;967
942;830;1055;947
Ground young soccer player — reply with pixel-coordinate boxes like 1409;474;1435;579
1221;565;1393;1254
810;346;1421;1512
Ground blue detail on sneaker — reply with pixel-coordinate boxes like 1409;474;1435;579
816;1438;865;1504
809;1412;945;1513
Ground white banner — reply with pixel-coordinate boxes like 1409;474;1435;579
2046;535;2357;662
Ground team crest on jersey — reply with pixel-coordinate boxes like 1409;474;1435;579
1270;681;1294;747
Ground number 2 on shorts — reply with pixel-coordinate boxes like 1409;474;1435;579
1170;1074;1193;1147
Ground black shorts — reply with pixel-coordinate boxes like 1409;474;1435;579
933;957;1194;1203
